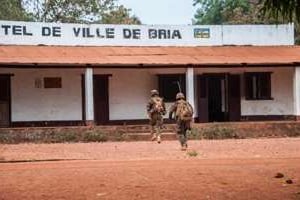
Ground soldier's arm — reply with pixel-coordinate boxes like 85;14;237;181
188;102;194;115
146;99;153;112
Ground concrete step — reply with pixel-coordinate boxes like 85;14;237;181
115;124;176;134
126;132;177;141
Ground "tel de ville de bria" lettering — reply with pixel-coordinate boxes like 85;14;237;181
0;24;183;40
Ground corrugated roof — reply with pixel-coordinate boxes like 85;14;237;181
0;45;300;67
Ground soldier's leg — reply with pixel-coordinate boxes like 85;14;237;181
151;126;156;141
177;121;186;148
182;122;188;148
184;121;191;147
156;115;163;143
149;116;156;141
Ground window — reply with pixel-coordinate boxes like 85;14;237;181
44;77;62;88
158;74;185;102
244;72;272;100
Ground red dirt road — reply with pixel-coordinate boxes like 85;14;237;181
1;138;300;200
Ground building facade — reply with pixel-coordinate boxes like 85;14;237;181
0;21;299;127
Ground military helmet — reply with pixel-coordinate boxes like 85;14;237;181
176;92;185;100
151;89;159;96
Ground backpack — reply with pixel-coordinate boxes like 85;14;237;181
175;100;193;121
152;97;164;113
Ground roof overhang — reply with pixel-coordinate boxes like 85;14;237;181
0;45;300;68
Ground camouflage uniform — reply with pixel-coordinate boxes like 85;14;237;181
147;90;166;143
169;93;193;150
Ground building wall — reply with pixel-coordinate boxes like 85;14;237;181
222;24;294;46
94;68;185;120
0;68;83;122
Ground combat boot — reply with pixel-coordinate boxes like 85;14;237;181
151;135;156;141
157;136;161;143
181;143;188;151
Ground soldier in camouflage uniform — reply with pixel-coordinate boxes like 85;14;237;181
169;92;193;150
147;89;166;143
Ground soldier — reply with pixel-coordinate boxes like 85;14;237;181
169;92;193;150
146;89;166;143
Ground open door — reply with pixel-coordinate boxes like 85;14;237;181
93;75;109;125
228;74;241;121
197;75;209;122
197;73;241;123
0;75;11;127
208;75;227;122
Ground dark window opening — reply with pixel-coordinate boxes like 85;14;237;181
44;77;62;88
158;74;185;102
244;72;272;100
199;76;207;98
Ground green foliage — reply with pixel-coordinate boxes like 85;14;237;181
33;0;115;23
0;0;32;21
101;5;141;24
193;0;266;24
192;0;287;25
0;130;108;144
259;0;300;23
189;126;238;140
112;130;128;141
0;0;141;24
83;131;108;142
31;0;141;24
187;150;198;157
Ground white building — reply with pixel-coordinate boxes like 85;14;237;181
0;21;300;127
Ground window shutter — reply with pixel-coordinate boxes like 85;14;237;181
244;73;252;99
157;74;186;102
260;73;271;99
158;75;163;97
199;75;207;98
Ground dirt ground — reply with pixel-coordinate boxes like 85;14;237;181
0;138;300;200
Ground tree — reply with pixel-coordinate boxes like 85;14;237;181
101;5;141;24
25;0;114;23
0;0;141;24
0;0;32;21
193;0;272;25
23;0;140;24
259;0;300;23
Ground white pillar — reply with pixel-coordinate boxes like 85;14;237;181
186;67;195;116
293;67;300;119
85;68;94;124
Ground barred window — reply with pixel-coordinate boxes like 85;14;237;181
244;72;272;100
158;74;185;102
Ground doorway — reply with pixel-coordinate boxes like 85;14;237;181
208;75;226;122
0;75;11;127
197;74;241;123
93;75;109;125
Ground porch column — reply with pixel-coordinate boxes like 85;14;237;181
186;67;195;119
85;68;94;125
294;67;300;120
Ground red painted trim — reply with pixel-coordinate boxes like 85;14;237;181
11;121;86;127
9;116;299;127
241;115;296;121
